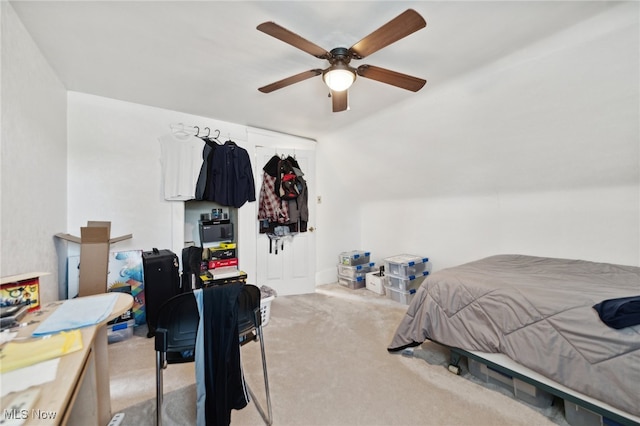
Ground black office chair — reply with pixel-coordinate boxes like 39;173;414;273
154;284;272;426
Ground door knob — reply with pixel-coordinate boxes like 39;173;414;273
308;227;315;232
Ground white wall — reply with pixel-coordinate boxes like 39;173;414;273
66;93;315;292
358;185;639;271
1;1;67;303
66;92;247;263
4;1;638;297
314;144;362;284
316;2;639;279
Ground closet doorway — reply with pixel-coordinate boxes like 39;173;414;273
255;146;316;296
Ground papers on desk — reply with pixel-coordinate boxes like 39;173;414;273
0;293;117;393
0;329;83;373
0;358;60;397
32;292;119;336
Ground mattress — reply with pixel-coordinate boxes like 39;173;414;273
388;254;640;417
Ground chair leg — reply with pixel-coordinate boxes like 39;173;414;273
156;351;164;426
246;325;273;426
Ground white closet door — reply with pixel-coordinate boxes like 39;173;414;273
255;146;316;296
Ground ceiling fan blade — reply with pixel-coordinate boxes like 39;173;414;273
357;65;426;92
331;90;348;112
257;22;331;59
349;9;426;59
258;69;323;93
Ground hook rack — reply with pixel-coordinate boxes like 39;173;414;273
169;123;224;142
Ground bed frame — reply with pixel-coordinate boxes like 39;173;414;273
443;346;640;426
389;255;640;425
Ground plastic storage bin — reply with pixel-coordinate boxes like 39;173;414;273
107;319;134;344
467;358;553;408
385;285;417;305
564;401;623;426
337;262;375;278
338;250;371;266
386;271;429;291
384;254;430;277
338;275;366;289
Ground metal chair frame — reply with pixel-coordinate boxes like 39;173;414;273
154;285;272;426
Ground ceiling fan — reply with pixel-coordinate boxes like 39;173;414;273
257;9;427;112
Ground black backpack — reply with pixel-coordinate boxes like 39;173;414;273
276;157;304;200
181;246;203;290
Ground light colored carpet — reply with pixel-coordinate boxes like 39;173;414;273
108;284;569;426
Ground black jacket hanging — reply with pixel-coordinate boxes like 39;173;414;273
204;141;256;208
195;139;218;200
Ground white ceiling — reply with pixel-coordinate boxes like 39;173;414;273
10;1;616;140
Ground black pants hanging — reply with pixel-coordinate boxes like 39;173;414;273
201;283;249;425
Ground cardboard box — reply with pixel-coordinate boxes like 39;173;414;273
208;247;236;260
56;221;132;297
208;258;239;270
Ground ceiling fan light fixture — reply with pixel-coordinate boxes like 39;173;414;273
323;64;356;92
257;9;427;109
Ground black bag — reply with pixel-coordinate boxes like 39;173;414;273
142;248;182;337
182;246;204;290
275;157;304;200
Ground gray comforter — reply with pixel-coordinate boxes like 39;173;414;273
388;254;640;417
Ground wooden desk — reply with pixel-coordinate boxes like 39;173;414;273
1;293;133;425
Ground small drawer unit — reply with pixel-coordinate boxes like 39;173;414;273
338;275;366;290
338;250;371;266
337;262;375;279
386;271;429;291
384;254;431;278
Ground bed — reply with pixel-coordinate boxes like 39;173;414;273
388;254;640;424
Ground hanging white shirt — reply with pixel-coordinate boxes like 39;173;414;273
158;132;204;201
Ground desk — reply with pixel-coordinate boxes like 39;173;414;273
1;293;133;425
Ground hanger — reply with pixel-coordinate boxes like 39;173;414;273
224;133;237;146
200;128;222;146
208;129;222;145
170;123;198;138
170;123;188;136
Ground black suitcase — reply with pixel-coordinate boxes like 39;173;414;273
143;248;182;337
